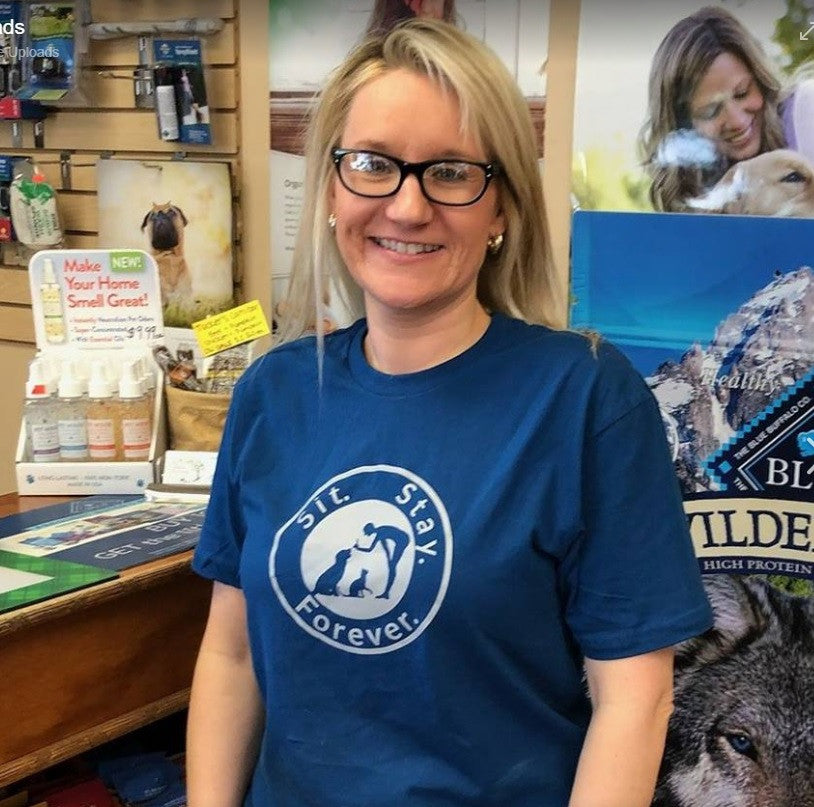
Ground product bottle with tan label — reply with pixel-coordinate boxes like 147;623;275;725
86;361;121;461
118;361;151;461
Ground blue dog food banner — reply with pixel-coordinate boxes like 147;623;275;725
572;210;814;807
28;249;164;349
572;212;813;503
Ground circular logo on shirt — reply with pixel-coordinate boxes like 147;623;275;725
270;465;452;654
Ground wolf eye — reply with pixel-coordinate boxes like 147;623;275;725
725;732;757;760
780;171;807;183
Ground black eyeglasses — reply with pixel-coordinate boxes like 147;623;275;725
331;148;500;206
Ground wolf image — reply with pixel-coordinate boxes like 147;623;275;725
653;574;814;807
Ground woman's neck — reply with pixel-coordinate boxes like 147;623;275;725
363;298;491;375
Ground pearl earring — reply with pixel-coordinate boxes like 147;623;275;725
328;213;337;231
487;232;504;254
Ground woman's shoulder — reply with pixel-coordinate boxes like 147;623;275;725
496;316;653;419
496;315;637;372
782;77;814;160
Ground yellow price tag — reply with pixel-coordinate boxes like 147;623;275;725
191;300;271;357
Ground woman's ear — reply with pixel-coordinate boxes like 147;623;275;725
490;209;506;240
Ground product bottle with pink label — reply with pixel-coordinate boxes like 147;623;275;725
118;361;151;461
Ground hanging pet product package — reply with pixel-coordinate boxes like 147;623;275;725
15;0;91;103
9;159;62;248
152;38;211;145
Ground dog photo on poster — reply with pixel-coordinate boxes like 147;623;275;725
571;210;814;807
97;159;234;328
572;0;814;217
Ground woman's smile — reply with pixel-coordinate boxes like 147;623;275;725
370;236;444;255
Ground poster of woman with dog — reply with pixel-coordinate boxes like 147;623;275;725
572;0;814;217
96;159;234;328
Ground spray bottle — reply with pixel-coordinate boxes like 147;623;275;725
86;361;120;461
118;361;151;461
24;358;60;462
56;361;89;460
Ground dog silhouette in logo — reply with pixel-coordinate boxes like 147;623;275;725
653;574;814;807
312;548;353;596
354;522;409;599
349;569;371;598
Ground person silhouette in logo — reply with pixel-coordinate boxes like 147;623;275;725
354;522;409;599
312;547;353;595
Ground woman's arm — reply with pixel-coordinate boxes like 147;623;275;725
186;581;265;807
568;647;675;807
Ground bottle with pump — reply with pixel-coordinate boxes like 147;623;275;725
24;359;60;463
40;257;66;344
86;362;120;461
154;65;180;141
57;362;89;460
118;361;152;461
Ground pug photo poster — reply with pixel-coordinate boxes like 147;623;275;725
572;0;814;217
97;159;234;327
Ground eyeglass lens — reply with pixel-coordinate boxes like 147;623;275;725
337;151;488;205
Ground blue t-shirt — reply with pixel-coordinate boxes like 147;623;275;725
193;314;713;807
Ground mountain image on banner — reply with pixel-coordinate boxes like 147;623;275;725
646;267;814;493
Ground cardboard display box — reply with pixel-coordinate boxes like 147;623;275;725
16;248;168;495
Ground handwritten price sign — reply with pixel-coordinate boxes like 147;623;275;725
192;300;270;357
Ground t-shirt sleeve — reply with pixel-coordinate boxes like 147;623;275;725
563;349;713;660
191;384;247;588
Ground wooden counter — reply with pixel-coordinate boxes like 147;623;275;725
0;494;212;788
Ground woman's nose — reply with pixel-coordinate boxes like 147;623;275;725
385;175;433;224
722;101;753;133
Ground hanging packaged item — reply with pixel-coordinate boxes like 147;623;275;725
15;0;91;102
9;160;62;247
152;38;211;145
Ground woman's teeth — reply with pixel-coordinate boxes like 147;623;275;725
374;237;442;255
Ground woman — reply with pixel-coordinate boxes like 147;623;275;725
187;20;712;807
365;0;455;36
640;6;812;212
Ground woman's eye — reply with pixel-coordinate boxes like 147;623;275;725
351;155;394;175
695;106;720;122
428;163;470;183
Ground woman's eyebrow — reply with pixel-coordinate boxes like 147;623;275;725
344;140;484;162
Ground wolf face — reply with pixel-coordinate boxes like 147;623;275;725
654;575;814;807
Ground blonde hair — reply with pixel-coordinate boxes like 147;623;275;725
277;19;563;346
639;6;786;212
